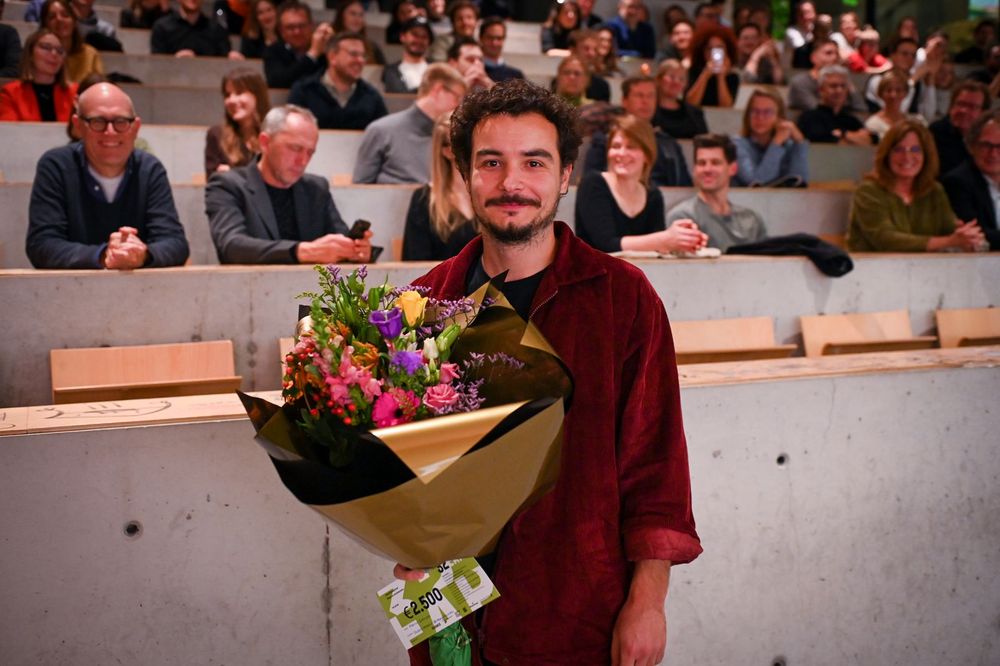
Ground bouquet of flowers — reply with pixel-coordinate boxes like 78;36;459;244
239;265;573;569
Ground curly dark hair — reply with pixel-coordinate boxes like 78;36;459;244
449;79;582;180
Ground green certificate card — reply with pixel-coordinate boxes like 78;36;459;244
376;558;500;648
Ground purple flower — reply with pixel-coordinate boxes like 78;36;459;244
369;308;403;340
390;350;424;375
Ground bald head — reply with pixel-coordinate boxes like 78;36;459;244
78;83;136;118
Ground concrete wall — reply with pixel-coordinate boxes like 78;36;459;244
1;364;998;664
1;253;997;407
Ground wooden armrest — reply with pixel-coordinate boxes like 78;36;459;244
822;337;937;356
53;376;242;404
958;336;1000;347
676;345;797;365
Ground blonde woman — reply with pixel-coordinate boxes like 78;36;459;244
575;114;706;253
402;113;478;260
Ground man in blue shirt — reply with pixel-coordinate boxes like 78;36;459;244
27;83;189;269
605;0;655;59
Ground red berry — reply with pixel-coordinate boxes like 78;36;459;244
347;403;356;412
343;417;352;425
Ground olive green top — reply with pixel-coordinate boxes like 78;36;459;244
847;179;957;252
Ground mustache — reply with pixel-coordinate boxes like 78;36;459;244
485;195;541;207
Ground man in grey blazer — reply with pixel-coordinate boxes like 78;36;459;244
205;105;372;264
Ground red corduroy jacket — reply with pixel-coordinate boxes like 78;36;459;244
409;221;702;665
0;80;76;122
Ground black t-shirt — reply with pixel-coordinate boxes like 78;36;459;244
465;258;547;322
32;82;56;122
653;103;708;139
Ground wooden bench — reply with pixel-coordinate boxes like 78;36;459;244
50;340;241;403
800;310;937;357
671;316;796;364
935;307;1000;348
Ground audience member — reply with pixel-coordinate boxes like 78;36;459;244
206;105;371;264
748;5;771;35
663;3;688;29
736;21;782;85
240;0;279;59
930;80;989;177
577;114;706;255
942;109;1000;250
686;25;739;107
205;68;270;176
332;0;385;64
402;112;478;260
593;26;621;76
954;20;995;65
480;16;523;82
424;0;448;33
658;18;692;67
447;37;494;92
831;11;860;60
584;75;691;187
666;133;767;251
844;28;889;74
569;29;610;101
121;0;171;30
263;1;330;89
541;1;581;55
353;63;465;184
42;0;103;82
151;0;238;58
385;0;421;45
212;0;250;36
72;0;118;42
787;37;865;112
884;15;920;57
288;32;387;130
382;15;431;93
577;0;602;28
864;38;936;118
790;12;831;70
0;29;75;121
428;0;477;63
0;1;23;79
782;1;815;55
653;59;708;139
797;65;872;145
732;88;808;187
865;69;925;141
848;120;984;252
692;1;721;31
27;83;189;269
605;0;655;59
553;55;591;107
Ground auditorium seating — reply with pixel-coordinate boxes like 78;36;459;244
49;340;241;403
800;309;938;357
671;316;796;364
935;307;1000;348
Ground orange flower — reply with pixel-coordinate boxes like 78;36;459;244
353;341;380;371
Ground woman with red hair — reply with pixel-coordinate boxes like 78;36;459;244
685;25;739;107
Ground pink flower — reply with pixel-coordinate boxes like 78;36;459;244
373;388;419;428
423;384;460;413
439;363;461;385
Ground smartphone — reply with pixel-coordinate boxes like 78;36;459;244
348;219;371;240
710;46;724;72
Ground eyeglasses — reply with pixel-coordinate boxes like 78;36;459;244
975;140;1000;153
891;145;923;155
36;43;67;56
78;116;136;132
749;108;776;117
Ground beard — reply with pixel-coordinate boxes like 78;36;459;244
473;194;559;245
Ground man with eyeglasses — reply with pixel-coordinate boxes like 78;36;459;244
942;109;1000;251
796;65;873;145
263;0;331;88
151;0;240;59
287;32;387;130
930;80;990;177
479;16;523;83
27;83;189;269
353;63;466;184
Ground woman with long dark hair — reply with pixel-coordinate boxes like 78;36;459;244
205;68;271;175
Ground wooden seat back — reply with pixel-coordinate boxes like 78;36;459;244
50;340;241;403
935;307;1000;348
800;310;937;357
671;316;797;364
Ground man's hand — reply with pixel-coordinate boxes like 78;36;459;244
309;23;334;59
660;219;708;253
103;226;149;270
393;563;428;581
228;50;246;61
464;62;495;90
611;560;672;666
175;48;196;58
296;231;373;263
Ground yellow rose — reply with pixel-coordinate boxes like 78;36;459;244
396;290;428;327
